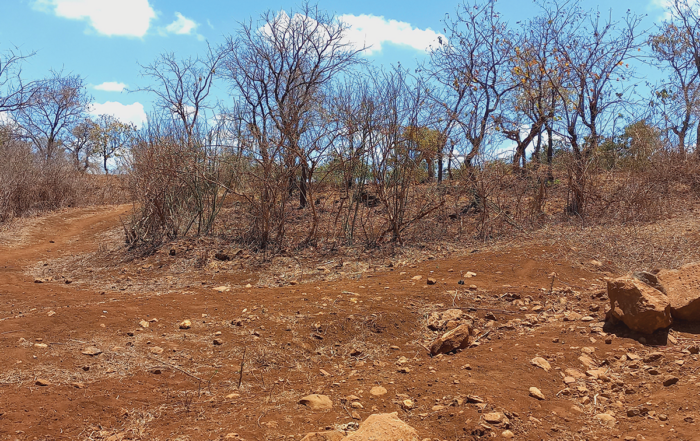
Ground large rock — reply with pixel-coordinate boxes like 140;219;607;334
299;394;332;410
430;324;472;355
300;431;345;441
607;277;672;334
343;413;420;441
426;309;464;331
656;262;700;321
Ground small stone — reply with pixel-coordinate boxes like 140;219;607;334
529;387;545;400
71;382;86;389
431;405;446;411
213;286;230;292
226;393;240;399
139;320;150;328
370;386;387;396
81;346;102;356
530;357;551;372
47;311;56;317
483;412;508;425
402;399;414;409
179;320;192;329
34;343;48;349
352;411;361;420
659;414;668;421
299;394;332;410
35;379;51;386
595;413;616;427
351;401;363;409
501;431;514;439
662;376;679;387
426;278;437;285
150;346;164;354
411;275;422;281
213;339;224;346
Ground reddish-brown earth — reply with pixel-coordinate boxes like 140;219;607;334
1;206;699;441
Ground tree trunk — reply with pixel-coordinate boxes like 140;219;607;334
437;151;443;183
299;164;308;208
546;124;554;183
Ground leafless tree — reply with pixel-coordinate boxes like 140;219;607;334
426;1;519;175
137;45;225;144
0;45;36;113
650;10;700;155
548;3;643;214
13;71;90;161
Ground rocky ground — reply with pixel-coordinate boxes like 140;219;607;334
1;206;700;441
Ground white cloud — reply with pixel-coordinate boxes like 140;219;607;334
338;14;443;55
35;0;156;38
165;12;197;34
90;101;147;128
93;81;127;92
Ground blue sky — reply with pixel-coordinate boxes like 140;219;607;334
0;0;673;129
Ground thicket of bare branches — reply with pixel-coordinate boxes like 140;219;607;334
120;0;700;253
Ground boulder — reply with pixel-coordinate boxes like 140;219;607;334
343;412;420;441
430;324;471;355
426;309;464;331
300;431;345;441
656;262;700;321
606;277;672;334
299;394;332;410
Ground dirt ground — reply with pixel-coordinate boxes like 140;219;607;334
1;206;700;441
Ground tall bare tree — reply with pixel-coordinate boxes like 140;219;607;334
0;45;36;113
426;1;519;174
221;2;363;210
13;71;90;161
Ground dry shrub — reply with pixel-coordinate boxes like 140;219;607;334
0;135;92;222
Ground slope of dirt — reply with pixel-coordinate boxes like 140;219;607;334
1;206;700;441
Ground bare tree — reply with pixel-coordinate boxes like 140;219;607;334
91;114;135;174
137;45;224;144
548;4;643;214
0;45;36;113
221;2;363;210
13;71;90;161
650;15;700;155
66;117;97;171
426;1;519;174
219;2;362;248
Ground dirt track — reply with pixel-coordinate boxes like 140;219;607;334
1;206;699;440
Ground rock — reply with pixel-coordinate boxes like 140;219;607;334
644;352;664;363
429;324;471;355
401;399;414;409
35;379;51;386
214;252;231;261
149;346;164;355
607;276;672;334
565;368;585;379
213;286;230;292
34;343;48;349
656;262;700;321
662;376;679;387
411;275;422;281
370;386;387;396
71;382;86;389
47;310;56;317
483;412;509;425
81;346;102;356
139;320;150;328
299;394;332;410
530;357;551;372
595;414;616;428
427;309;464;331
351;402;363;409
213;339;224;346
300;431;345;441
179;319;192;330
501;430;515;439
344;412;420;441
226;393;240;399
529;387;545;400
426;278;437;285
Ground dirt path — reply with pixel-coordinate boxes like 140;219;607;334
1;206;698;441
